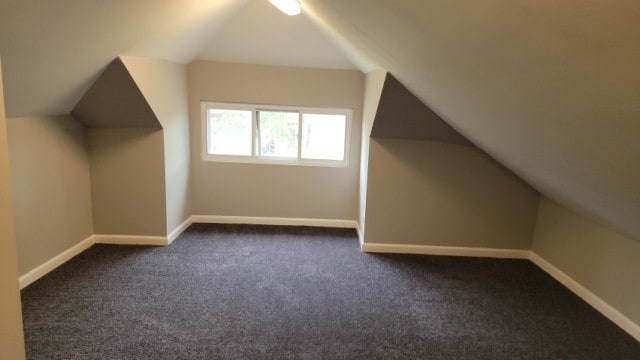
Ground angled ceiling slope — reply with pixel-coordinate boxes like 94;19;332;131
305;0;640;242
196;0;357;70
371;74;472;146
0;0;246;117
71;58;160;129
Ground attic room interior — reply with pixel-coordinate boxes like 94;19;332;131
0;0;638;358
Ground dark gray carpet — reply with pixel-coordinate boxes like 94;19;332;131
22;223;640;359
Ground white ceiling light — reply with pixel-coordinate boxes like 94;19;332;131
268;0;301;16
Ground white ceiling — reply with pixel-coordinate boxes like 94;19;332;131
0;1;229;116
195;0;357;70
0;0;354;117
0;0;361;118
0;0;638;242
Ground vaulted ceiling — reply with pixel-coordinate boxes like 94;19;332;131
302;0;640;241
0;0;638;241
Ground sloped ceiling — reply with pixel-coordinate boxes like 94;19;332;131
0;0;247;117
0;0;638;241
196;0;355;70
303;0;640;241
0;0;360;118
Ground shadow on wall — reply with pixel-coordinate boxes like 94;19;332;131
361;73;539;249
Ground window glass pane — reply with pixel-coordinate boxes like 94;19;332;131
258;111;299;158
207;109;252;156
301;113;346;160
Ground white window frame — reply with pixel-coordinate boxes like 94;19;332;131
201;101;352;167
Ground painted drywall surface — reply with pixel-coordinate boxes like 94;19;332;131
0;57;26;360
7;116;93;275
532;197;640;325
88;128;167;236
371;74;471;145
121;56;192;234
358;69;387;235
364;138;539;249
0;0;248;117
2;0;638;242
304;0;640;242
196;0;356;70
187;61;364;220
71;58;161;128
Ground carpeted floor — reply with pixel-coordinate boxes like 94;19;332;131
21;223;640;359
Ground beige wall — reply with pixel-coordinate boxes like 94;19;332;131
88;128;166;236
0;58;26;359
364;138;539;248
188;61;364;220
121;56;192;234
359;69;387;234
8;116;93;275
532;197;640;325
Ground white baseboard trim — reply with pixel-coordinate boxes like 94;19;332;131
167;217;194;244
361;242;530;259
360;242;639;341
529;252;640;342
19;235;96;289
94;234;168;246
18;223;639;343
191;215;358;229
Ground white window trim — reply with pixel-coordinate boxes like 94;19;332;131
201;101;352;168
